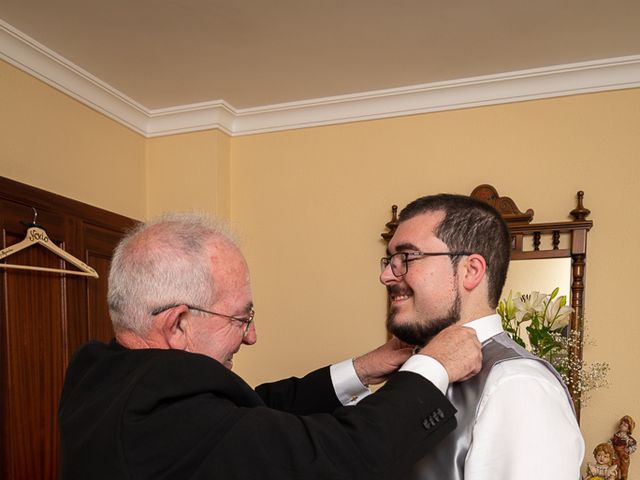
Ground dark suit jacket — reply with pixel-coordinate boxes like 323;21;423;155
59;341;456;480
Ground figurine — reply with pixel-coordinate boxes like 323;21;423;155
584;443;618;480
611;415;637;480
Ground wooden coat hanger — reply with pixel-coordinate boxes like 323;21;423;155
0;208;99;278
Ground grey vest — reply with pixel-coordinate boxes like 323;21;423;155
409;332;573;480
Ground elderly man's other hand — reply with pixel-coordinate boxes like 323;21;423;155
418;325;482;383
352;337;414;386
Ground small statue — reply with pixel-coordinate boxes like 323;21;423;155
611;415;637;480
584;443;618;480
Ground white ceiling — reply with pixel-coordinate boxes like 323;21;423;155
2;0;640;111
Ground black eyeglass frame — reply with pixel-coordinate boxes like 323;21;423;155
151;304;255;336
380;251;472;277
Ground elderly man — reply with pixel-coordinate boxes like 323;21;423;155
380;194;584;480
59;213;482;480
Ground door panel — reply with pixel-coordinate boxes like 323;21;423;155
0;177;137;480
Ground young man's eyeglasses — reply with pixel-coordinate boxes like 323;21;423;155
380;251;471;277
151;304;255;336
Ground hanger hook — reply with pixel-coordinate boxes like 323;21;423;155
32;207;38;225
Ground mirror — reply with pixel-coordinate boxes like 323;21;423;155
381;184;593;418
503;258;571;301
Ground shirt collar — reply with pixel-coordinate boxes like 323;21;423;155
462;314;503;343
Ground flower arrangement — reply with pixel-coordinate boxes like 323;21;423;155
497;288;609;405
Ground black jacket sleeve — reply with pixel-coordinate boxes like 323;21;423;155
255;366;341;414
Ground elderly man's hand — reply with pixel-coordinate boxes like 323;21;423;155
418;325;482;383
352;337;414;386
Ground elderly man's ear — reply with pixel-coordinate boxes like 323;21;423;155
155;305;190;350
461;254;487;291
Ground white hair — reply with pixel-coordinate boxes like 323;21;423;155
107;212;238;335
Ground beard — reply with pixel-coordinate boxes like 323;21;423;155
386;285;461;347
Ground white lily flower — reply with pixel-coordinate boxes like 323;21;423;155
513;291;547;320
546;296;573;330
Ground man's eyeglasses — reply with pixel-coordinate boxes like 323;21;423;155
380;251;472;277
151;304;255;336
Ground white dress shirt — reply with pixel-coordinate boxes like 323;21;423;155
330;347;449;405
460;315;584;480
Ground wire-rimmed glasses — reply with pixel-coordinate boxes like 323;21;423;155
380;251;471;277
151;304;255;336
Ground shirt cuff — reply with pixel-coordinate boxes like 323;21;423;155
330;359;372;405
399;355;449;394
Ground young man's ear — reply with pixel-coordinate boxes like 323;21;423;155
461;254;487;291
157;305;190;350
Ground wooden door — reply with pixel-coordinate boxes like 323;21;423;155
0;177;137;479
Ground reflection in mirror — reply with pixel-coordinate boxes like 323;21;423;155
503;258;571;301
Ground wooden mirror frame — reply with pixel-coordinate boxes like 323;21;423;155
381;184;593;416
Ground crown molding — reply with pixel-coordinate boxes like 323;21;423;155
232;55;640;136
0;19;151;135
2;19;640;138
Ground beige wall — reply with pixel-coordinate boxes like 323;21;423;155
2;57;639;476
230;88;640;475
0;60;146;220
146;130;231;220
0;59;232;222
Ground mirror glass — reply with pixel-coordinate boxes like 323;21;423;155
502;258;571;301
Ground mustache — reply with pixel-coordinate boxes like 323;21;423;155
387;284;413;296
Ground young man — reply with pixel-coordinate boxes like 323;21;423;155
380;194;584;479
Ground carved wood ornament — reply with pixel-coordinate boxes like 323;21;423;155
381;184;593;418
